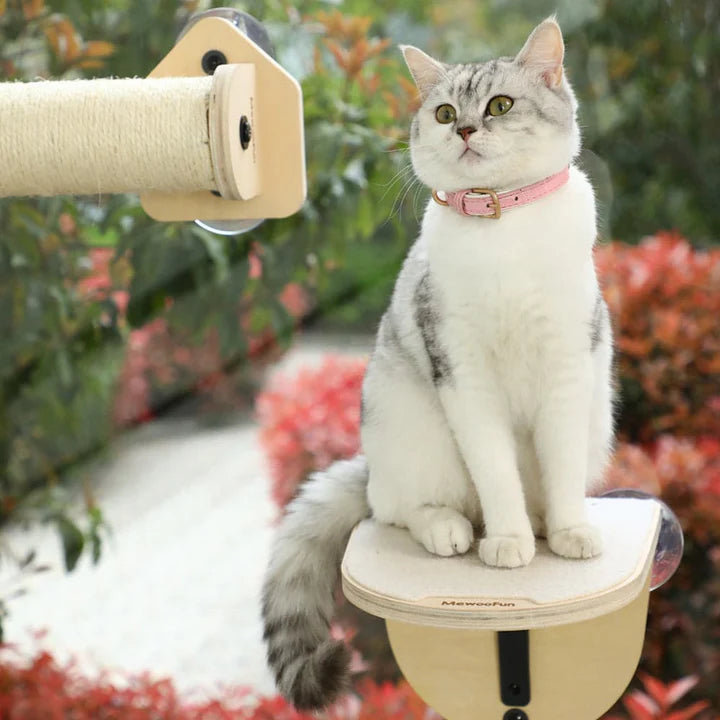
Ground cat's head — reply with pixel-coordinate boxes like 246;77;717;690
402;18;580;193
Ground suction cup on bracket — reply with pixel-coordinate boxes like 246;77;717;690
194;217;264;235
180;8;273;236
601;488;684;590
178;8;275;57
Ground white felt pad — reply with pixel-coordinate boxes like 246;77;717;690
342;498;660;630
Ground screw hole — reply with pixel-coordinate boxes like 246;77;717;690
239;115;252;149
201;50;227;75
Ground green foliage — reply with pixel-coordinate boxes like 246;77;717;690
0;197;124;503
565;0;720;245
0;0;416;573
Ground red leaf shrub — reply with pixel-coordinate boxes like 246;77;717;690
0;647;251;719
236;680;439;720
604;437;720;544
595;233;720;441
3;648;713;720
77;247;311;427
0;647;437;720
113;298;307;427
256;356;366;509
76;247;129;315
604;673;710;720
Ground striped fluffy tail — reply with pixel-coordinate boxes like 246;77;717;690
261;454;370;710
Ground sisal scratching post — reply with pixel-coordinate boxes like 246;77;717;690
0;11;306;226
342;498;662;720
0;76;218;197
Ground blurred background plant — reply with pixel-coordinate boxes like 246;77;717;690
0;0;419;601
1;0;719;716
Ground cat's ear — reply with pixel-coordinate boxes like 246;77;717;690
400;45;446;99
515;16;565;88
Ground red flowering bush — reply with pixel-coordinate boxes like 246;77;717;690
0;647;248;719
112;319;288;427
76;246;130;315
74;243;311;427
595;233;720;442
605;673;710;720
256;356;365;509
0;647;437;720
605;437;720;545
2;646;713;720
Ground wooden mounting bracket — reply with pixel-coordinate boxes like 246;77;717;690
140;15;306;223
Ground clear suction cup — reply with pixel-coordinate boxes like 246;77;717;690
194;218;264;236
181;8;274;236
601;488;684;590
178;7;275;57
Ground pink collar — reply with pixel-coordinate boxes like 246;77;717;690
431;166;570;219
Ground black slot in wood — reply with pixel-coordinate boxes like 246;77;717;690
497;630;531;707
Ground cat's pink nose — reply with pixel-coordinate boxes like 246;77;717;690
457;126;477;142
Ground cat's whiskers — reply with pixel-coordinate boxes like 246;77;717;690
390;173;422;220
378;162;415;205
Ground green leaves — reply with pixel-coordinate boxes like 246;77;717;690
55;514;84;572
49;505;106;572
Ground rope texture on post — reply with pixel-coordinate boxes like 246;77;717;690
0;76;217;197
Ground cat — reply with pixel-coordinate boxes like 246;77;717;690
261;16;615;711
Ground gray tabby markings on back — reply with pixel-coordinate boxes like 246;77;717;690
384;309;424;375
413;272;453;384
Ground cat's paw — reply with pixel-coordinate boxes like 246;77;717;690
548;523;602;559
479;534;535;568
417;512;474;557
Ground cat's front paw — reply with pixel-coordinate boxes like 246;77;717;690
479;534;535;568
417;512;474;557
548;524;602;559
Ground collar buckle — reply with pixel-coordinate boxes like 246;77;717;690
431;187;502;218
468;188;501;219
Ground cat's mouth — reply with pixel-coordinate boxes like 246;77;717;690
460;147;481;159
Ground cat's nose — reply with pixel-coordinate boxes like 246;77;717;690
457;126;477;142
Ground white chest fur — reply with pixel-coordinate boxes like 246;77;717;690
422;167;598;416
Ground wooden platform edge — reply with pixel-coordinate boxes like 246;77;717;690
341;506;661;631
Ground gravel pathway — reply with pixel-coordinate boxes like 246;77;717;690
0;333;372;698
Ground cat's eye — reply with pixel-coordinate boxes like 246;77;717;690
435;104;456;124
486;95;514;117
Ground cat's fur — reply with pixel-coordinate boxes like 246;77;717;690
261;17;614;710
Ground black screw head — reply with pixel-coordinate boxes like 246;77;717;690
239;115;252;149
201;50;227;74
503;710;528;720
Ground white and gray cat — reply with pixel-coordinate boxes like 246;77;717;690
261;17;614;710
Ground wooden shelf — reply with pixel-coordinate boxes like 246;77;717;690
342;498;660;630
